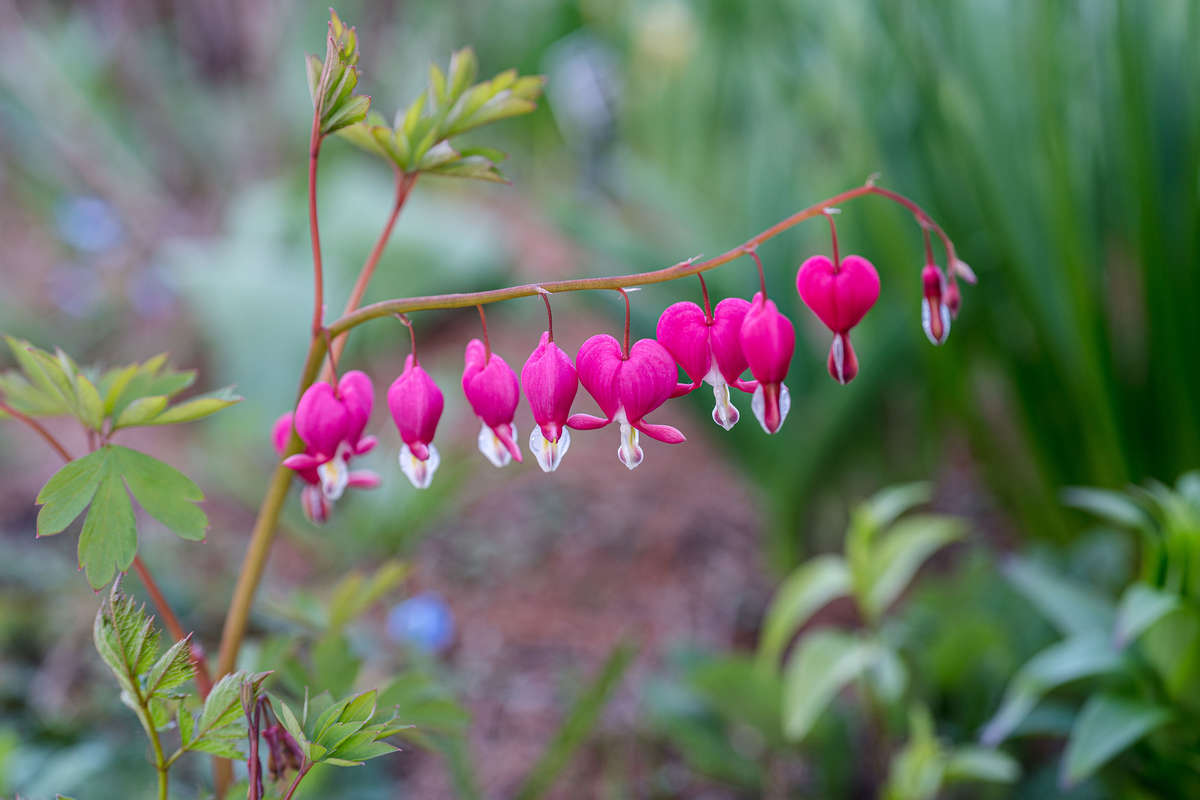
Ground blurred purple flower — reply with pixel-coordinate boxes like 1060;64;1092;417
387;593;454;654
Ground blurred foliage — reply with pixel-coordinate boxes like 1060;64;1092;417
983;473;1200;796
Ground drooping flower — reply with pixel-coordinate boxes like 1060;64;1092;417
921;264;951;345
739;292;795;434
387;354;444;489
273;408;378;525
279;370;380;501
521;331;578;472
796;254;880;385
462;339;522;467
567;335;685;469
656;297;754;430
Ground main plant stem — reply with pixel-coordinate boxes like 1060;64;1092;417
308;117;325;338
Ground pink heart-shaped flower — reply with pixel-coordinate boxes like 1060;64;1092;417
796;254;880;334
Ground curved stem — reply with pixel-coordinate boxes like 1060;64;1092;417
327;184;954;335
397;313;418;363
825;210;841;272
0;400;74;461
307;116;325;338
746;249;768;297
322;170;417;381
283;763;312;800
538;290;555;341
922;225;934;266
698;274;712;321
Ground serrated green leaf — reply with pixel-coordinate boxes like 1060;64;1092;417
149;387;241;425
275;696;308;748
427;156;507;183
783;631;878;742
758;555;851;670
145;635;194;697
0;371;69;415
27;347;77;409
113;446;207;541
188;736;244;759
114;395;168;428
196;671;246;737
36;448;109;536
178;706;195;746
93;582;161;696
324;94;371;135
79;468;137;588
1061;694;1170;787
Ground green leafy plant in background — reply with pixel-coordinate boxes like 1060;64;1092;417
649;485;1016;797
982;473;1200;795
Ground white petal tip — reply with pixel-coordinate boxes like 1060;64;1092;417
711;382;739;430
617;423;643;469
399;443;440;489
530;426;570;472
751;383;791;435
477;421;516;467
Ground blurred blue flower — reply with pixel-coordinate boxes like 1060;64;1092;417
54;195;123;253
387;593;454;654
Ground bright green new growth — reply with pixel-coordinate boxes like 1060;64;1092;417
0;337;240;430
338;47;543;182
305;10;371;136
273;688;407;769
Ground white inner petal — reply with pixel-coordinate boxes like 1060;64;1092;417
477;420;515;468
830;333;846;383
922;299;952;345
530;425;570;473
399;442;440;489
751;382;791;435
300;485;331;524
617;420;643;470
317;446;351;501
710;379;739;430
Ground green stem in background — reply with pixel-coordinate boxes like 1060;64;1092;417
308;116;326;339
321;170;418;382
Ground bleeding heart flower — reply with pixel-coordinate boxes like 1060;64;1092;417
387;354;445;488
280;371;381;501
921;264;951;345
656;297;754;430
273;409;378;524
739;292;795;434
462;339;522;467
796;254;880;385
521;331;578;472
567;334;685;469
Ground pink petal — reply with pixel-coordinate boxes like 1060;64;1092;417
387;355;444;449
635;420;686;444
655;301;711;383
272;412;295;456
338;370;375;445
566;412;611;430
616;339;677;423
462;340;521;428
294;381;351;459
741;294;795;386
283;453;323;471
353;434;378;456
521;332;579;431
346;470;382;489
710;297;752;386
575;334;625;419
796;255;880;333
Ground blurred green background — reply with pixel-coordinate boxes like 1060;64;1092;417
1;0;1198;797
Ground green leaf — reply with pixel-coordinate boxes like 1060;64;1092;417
93;581;160;697
1113;583;1180;648
1062;486;1151;529
758;555;850;669
112;446;207;541
73;373;104;430
782;630;878;741
1060;694;1170;787
980;633;1126;746
149;386;242;425
197;672;249;736
1004;558;1115;637
113;395;168;429
78;468;137;588
689;654;783;743
513;640;636;800
862;515;964;619
35;448;109;536
944;747;1020;784
145;635;194;697
861;482;933;530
